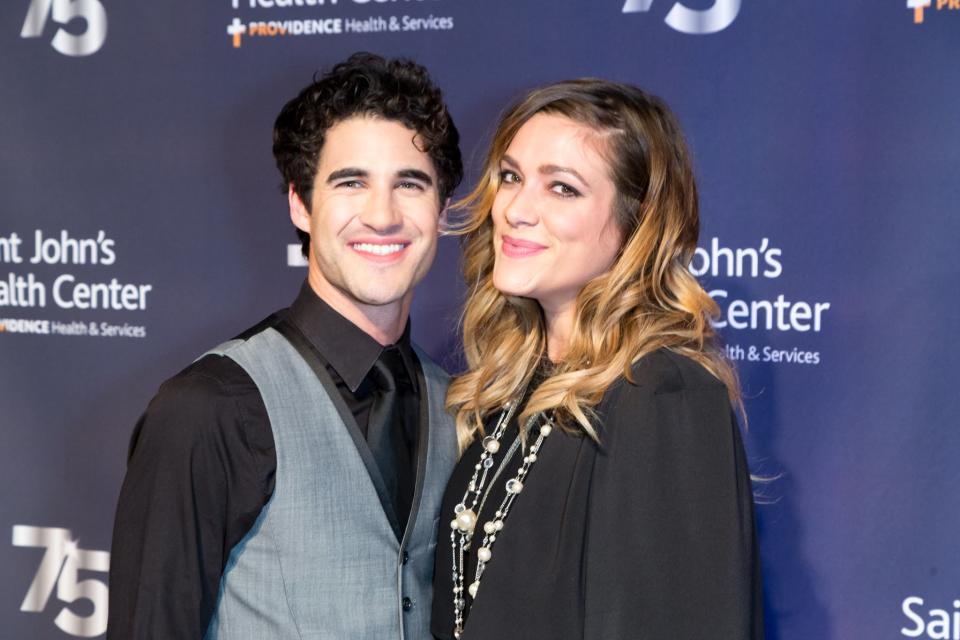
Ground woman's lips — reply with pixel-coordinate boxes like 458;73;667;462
501;235;547;258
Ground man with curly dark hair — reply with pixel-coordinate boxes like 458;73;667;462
108;52;462;639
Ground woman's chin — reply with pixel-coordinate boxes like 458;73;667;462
492;277;536;300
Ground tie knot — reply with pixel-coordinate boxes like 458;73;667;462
371;346;406;392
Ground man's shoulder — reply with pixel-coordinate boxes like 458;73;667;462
231;310;285;342
159;353;258;402
159;311;284;397
124;353;263;464
143;312;287;425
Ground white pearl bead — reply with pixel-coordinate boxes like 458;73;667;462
468;581;480;598
505;478;523;494
494;520;504;531
540;424;552;436
450;519;459;530
483;436;500;454
455;509;477;532
483;521;496;534
477;546;492;562
528;453;537;462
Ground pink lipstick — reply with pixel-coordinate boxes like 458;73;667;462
501;235;547;258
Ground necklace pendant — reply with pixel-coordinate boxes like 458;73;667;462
451;411;554;640
455;508;478;532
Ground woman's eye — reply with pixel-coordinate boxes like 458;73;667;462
550;182;581;198
499;169;520;184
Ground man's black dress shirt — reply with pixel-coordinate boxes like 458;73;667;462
107;282;422;639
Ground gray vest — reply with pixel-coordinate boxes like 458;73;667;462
202;327;457;640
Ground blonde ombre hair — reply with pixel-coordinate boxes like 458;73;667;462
447;79;740;452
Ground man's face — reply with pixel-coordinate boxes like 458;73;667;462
290;116;445;320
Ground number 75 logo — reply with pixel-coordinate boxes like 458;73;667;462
20;0;108;57
12;526;110;638
622;0;741;34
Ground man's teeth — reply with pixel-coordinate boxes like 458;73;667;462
352;243;405;256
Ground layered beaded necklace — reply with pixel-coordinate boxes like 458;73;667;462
449;400;555;639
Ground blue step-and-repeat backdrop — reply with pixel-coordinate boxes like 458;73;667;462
2;1;958;638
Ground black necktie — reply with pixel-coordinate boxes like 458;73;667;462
366;346;409;521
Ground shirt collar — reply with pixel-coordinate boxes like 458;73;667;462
287;281;415;392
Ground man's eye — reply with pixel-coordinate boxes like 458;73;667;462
550;182;581;198
397;181;424;190
337;180;363;189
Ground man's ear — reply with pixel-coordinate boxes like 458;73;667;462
438;197;452;236
289;185;311;233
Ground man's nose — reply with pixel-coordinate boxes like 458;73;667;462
358;186;403;232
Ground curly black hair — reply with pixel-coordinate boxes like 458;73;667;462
273;52;463;257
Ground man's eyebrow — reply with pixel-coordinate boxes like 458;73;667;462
326;167;368;184
397;168;434;185
540;164;589;187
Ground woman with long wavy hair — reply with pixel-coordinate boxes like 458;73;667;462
431;79;763;639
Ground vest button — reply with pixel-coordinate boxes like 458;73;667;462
402;597;413;612
401;551;409;565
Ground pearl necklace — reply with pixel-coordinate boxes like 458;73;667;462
449;402;555;639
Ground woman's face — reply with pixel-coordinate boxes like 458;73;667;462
491;113;624;315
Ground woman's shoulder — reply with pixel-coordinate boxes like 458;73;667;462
594;348;732;440
615;347;727;396
595;348;738;458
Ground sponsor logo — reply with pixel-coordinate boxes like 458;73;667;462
20;0;108;57
0;229;153;339
909;0;960;24
228;17;247;47
622;0;741;34
225;0;453;48
287;244;308;267
692;236;831;366
0;317;147;337
901;596;960;638
0;230;153;312
12;525;110;638
227;17;345;47
230;0;441;9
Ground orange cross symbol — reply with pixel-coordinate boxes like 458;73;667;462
228;18;246;48
908;0;932;23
